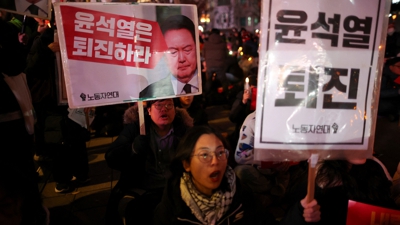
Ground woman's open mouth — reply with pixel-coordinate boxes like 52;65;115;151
209;171;221;182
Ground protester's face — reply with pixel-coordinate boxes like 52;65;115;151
183;134;227;196
147;99;175;128
179;96;194;108
164;29;197;83
390;62;400;76
388;27;395;36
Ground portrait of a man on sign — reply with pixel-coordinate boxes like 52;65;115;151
139;15;199;98
0;0;49;18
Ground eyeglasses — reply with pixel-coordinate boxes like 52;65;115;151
153;103;174;110
192;149;229;163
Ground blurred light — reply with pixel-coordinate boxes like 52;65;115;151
198;25;204;32
255;29;259;33
229;50;233;55
248;57;252;61
240;52;243;56
200;13;210;24
393;0;400;4
393;14;397;20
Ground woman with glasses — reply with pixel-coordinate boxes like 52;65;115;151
154;126;321;225
105;98;193;225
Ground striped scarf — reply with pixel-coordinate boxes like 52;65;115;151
180;166;236;225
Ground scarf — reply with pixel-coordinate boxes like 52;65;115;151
180;166;236;225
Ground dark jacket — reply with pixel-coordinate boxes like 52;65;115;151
25;26;57;105
285;159;395;225
174;95;208;126
105;104;193;191
154;174;310;225
154;175;277;225
228;90;254;150
0;18;30;114
380;65;400;99
203;32;228;69
385;32;400;58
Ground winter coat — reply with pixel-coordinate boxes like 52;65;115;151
380;65;400;99
285;159;395;225
203;33;228;69
0;19;30;114
153;175;278;225
105;104;193;191
153;173;311;225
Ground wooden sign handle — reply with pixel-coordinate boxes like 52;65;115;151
138;101;146;135
306;154;319;203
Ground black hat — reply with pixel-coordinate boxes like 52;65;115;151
248;75;257;86
386;57;400;66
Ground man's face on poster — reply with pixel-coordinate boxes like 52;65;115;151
164;28;197;83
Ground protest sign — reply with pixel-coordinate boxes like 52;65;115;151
53;2;201;108
254;0;390;162
347;200;400;225
0;0;52;20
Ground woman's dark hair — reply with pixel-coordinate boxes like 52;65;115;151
169;126;229;179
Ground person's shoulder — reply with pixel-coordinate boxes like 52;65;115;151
154;176;184;223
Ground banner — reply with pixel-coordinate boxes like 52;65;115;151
254;0;390;161
347;200;400;225
53;2;201;108
0;0;52;20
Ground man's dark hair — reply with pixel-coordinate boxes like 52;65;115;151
146;98;175;109
160;15;195;42
211;28;220;35
386;57;400;66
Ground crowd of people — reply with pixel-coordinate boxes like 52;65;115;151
3;6;400;225
103;25;400;225
1;10;92;225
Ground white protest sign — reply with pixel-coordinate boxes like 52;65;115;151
53;2;201;108
254;0;390;161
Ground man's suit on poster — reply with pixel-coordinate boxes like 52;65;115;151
139;75;175;98
0;0;48;17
